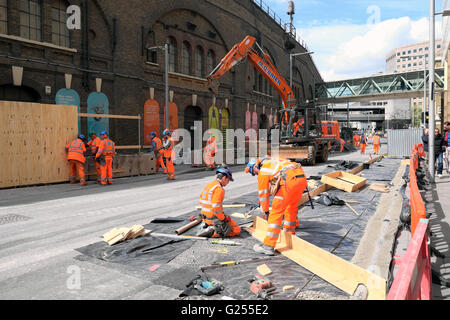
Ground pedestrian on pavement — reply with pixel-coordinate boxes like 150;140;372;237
197;165;241;238
203;130;217;170
147;131;166;174
434;128;445;178
359;132;367;154
96;131;116;185
65;134;87;186
444;122;450;173
421;128;430;161
372;133;380;155
162;128;175;180
87;132;102;183
245;157;307;256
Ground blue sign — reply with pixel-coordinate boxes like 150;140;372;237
87;92;109;137
55;88;81;134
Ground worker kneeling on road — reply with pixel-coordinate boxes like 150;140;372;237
245;157;307;256
197;165;241;238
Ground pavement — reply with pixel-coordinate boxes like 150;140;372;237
0;142;414;300
428;168;450;299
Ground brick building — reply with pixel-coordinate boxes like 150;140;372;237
0;0;322;147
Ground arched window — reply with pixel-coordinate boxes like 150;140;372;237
167;36;177;72
194;46;204;78
0;0;7;34
20;0;42;41
51;0;70;47
181;41;192;75
206;50;216;74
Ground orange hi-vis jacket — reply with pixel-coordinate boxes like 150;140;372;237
66;138;86;163
257;158;293;212
204;136;217;154
88;136;101;155
199;180;226;225
162;137;174;158
373;135;380;145
96;138;116;159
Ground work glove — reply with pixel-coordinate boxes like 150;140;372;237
224;215;231;222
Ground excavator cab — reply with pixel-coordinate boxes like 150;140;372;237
279;101;323;142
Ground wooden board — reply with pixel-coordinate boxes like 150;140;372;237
246;216;386;300
0;101;77;188
321;171;366;193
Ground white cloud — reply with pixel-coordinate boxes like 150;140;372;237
298;16;443;81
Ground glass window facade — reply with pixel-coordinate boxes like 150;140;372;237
20;0;42;41
51;0;69;47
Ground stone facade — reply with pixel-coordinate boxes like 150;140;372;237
0;0;322;146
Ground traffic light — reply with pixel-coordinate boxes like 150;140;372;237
421;112;429;124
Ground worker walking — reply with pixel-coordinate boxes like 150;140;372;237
245;157;307;255
96;131;116;185
360;133;367;154
87;132;102;183
372;133;380;155
148;131;166;173
203;131;217;170
65;134;87;186
162;128;175;180
197;165;241;238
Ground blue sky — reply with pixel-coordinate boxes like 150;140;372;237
262;0;445;80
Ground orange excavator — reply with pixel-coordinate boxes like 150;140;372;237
208;35;333;165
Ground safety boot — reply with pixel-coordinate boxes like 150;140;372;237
196;226;215;237
253;243;275;256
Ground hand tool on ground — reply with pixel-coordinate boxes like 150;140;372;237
344;201;360;216
146;230;208;240
175;215;202;235
210;239;242;246
248;275;275;299
305;185;315;209
193;279;224;296
256;287;276;300
200;257;272;271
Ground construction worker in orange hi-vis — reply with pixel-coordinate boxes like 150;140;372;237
162;128;175;180
293;118;304;136
372;133;380;155
197;165;241;238
203;131;218;170
245;157;307;255
339;138;346;152
65;134;87;186
148;131;166;173
95;131;116;185
87;132;102;183
353;134;360;147
359;132;367;154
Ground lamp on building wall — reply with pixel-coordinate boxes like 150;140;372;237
65;74;72;89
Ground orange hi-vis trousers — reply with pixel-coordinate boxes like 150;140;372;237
164;155;175;179
263;168;307;248
155;153;165;173
360;144;366;154
69;160;86;185
100;156;113;185
373;144;380;154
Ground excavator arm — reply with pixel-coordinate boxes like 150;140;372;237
207;36;295;110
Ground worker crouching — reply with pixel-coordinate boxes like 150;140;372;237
65;134;87;186
245;157;307;255
197;165;241;238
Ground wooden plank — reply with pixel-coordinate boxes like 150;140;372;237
246;216;386;299
257;264;272;276
0;101;14;188
321;171;366;193
78;113;141;120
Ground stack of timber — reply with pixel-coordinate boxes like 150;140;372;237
103;225;149;245
321;171;367;193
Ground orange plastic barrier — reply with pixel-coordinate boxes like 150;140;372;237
387;219;432;300
387;143;431;300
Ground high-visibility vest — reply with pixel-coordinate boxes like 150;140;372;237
153;137;162;151
204;137;217;153
97;138;115;158
257;158;293;212
373;136;380;145
66;139;86;163
199;180;226;225
88;137;101;155
360;135;366;144
162;137;174;158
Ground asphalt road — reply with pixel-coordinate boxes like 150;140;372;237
0;143;387;299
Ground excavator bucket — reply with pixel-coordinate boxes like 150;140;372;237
207;78;219;96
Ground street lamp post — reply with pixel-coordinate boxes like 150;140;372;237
289;51;314;99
